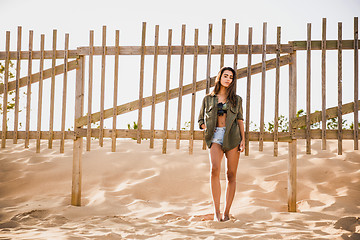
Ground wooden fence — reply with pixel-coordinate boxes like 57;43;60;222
0;17;358;212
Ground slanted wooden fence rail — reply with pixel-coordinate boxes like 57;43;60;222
0;17;358;212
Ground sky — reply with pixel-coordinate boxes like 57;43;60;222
0;0;359;132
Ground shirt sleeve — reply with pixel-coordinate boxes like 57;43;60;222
198;97;206;129
237;96;244;121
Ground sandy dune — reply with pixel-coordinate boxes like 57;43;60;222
0;138;359;239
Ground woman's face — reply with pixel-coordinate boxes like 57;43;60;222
220;70;233;88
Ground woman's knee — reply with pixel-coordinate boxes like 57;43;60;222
211;165;221;177
226;170;237;182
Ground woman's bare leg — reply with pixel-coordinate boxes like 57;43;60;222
209;143;224;221
223;146;240;221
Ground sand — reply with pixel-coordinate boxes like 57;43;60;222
0;138;359;239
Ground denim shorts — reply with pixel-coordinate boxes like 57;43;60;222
211;127;226;145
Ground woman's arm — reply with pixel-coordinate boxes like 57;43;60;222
198;97;206;130
237;119;245;152
236;96;245;152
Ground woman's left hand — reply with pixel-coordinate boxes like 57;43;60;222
238;140;245;152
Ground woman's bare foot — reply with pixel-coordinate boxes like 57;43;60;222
214;212;221;222
221;214;230;222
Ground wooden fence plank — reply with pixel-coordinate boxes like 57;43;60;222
288;51;297;212
71;55;84;206
2;130;75;140
220;19;226;68
289;51;298;142
293;129;354;140
292;40;358;50
0;44;292;60
206;24;213;94
36;34;45;153
13;26;21;144
338;22;343;155
233;23;239;83
0;128;352;142
204;24;213;150
3;129;356;142
49;29;57;149
162;29;172;154
322;18;327;150
1;60;77;94
150;25;159;149
74;43;294;57
0;43;295;61
80;50;85;118
354;17;359;150
75;54;293;128
189;29;199;155
87;30;94;151
60;33;69;153
259;22;267;152
61;129;293;141
274;26;281;157
1;31;10;148
176;24;186;149
137;22;146;144
75;129;290;141
292;100;360;128
99;25;107;147
306;23;311;154
112;30;120;152
3;39;359;60
245;27;252;156
0;50;78;60
25;30;33;148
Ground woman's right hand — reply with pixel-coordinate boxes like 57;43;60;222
201;124;206;130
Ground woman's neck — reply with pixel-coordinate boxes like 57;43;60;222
218;86;227;97
217;86;227;102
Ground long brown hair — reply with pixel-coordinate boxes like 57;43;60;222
211;67;237;107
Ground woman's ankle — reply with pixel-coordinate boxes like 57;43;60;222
222;213;230;221
214;212;221;221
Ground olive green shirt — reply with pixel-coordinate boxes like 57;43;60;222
198;93;244;151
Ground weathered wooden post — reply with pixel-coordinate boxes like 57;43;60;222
137;22;146;144
354;17;359;150
288;50;297;212
72;55;84;206
1;31;10;149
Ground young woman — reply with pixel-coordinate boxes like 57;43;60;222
198;67;245;222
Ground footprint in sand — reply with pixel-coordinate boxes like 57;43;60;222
42;215;68;227
9;209;49;227
155;213;183;221
11;209;49;221
189;213;238;224
0;221;20;229
155;213;191;226
189;213;213;221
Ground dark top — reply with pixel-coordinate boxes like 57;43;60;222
217;102;227;116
